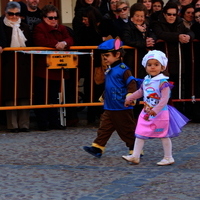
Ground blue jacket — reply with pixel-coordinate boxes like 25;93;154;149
104;62;135;110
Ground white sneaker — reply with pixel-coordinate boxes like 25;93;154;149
122;155;140;164
157;157;175;166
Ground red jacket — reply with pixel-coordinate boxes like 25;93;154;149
33;21;74;80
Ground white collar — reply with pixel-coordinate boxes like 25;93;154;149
144;73;169;81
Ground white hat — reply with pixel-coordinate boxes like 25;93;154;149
142;50;168;69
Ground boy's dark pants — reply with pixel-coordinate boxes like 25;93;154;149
92;109;136;151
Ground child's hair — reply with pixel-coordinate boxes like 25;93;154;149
111;48;126;58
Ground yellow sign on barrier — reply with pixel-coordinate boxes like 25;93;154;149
46;54;78;69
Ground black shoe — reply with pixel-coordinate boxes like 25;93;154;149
19;128;30;132
49;124;66;130
83;146;102;158
9;128;19;133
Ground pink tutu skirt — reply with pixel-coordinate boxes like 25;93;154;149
136;105;189;139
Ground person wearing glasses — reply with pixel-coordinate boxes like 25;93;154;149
104;0;119;19
32;5;74;131
113;0;130;38
151;2;194;114
0;1;32;133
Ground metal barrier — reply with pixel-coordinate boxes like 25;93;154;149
0;45;137;110
157;39;200;103
1;41;200;112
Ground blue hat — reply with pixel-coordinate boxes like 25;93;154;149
98;39;123;52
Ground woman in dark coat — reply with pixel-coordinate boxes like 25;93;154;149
74;6;105;124
151;2;195;118
122;3;156;78
151;2;194;99
0;2;32;132
33;4;74;131
72;0;100;36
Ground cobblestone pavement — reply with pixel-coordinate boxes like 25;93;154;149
0;119;200;200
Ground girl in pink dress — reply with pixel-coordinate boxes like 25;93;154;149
122;50;189;166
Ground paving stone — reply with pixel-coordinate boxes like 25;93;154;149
0;122;199;200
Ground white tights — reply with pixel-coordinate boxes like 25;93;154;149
132;137;172;158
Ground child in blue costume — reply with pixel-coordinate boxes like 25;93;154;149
122;50;189;165
83;38;138;158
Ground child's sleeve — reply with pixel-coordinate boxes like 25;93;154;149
126;88;143;102
152;87;170;114
123;69;137;93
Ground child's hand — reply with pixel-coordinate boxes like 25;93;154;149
146;37;155;47
143;113;149;120
148;110;157;117
124;100;131;107
99;95;104;103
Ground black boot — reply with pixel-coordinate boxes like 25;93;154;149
83;146;102;158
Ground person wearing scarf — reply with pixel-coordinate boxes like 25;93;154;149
122;3;156;78
0;1;32;133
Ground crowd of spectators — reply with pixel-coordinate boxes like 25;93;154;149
1;0;200;132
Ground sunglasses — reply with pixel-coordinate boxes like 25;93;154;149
166;13;177;16
116;6;128;13
7;12;20;16
45;16;59;20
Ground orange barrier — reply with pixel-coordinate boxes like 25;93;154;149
1;41;199;111
0;46;137;110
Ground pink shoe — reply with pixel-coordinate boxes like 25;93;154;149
122;155;140;164
157;157;175;166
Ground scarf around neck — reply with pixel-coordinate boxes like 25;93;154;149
3;17;27;47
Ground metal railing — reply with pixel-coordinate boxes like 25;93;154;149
0;45;137;110
1;40;200;111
